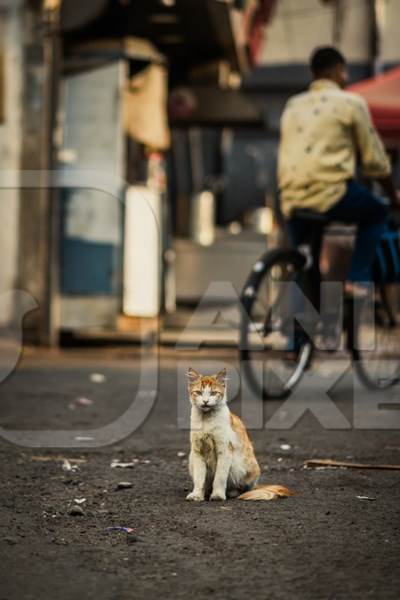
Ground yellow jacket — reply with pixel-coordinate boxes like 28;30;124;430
278;79;391;216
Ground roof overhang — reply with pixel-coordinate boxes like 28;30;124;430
59;0;248;80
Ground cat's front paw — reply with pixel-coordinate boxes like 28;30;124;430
186;491;205;502
210;490;226;501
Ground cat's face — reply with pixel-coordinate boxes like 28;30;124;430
187;368;227;413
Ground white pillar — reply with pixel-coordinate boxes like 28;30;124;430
123;185;162;318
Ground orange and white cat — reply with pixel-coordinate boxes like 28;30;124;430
186;368;294;502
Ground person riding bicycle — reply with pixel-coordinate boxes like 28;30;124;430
278;46;399;299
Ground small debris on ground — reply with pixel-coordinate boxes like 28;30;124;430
310;466;336;470
74;498;86;505
116;482;133;490
74;436;95;442
62;459;79;473
31;455;86;464
177;451;186;458
304;459;400;471
280;444;291;451
105;527;135;534
69;506;84;516
356;495;377;501
110;459;137;469
69;397;94;410
90;373;106;383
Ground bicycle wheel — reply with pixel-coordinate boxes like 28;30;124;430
352;283;400;390
240;248;314;400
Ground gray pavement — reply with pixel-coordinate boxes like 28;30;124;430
0;346;399;600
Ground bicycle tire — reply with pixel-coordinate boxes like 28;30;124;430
240;248;314;400
350;285;400;391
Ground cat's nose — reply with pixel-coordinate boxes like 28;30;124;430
202;400;209;406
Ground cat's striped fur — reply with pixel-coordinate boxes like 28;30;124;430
186;368;294;502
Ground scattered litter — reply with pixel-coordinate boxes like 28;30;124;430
106;527;135;534
220;506;233;511
277;457;283;463
62;459;79;473
110;459;136;469
69;397;94;410
311;466;335;471
31;455;86;464
74;436;95;442
90;373;106;384
177;451;186;458
116;482;133;490
110;458;149;468
280;444;291;451
304;459;400;471
69;506;84;516
74;498;86;505
356;495;376;501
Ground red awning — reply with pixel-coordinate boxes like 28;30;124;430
348;67;400;144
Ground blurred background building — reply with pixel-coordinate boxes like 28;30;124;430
0;0;399;345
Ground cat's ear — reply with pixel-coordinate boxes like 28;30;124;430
214;368;227;384
187;367;201;382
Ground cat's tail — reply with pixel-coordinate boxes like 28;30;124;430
238;484;294;501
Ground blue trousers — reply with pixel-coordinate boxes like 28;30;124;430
287;180;389;283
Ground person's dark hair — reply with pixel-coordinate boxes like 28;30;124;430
310;46;345;76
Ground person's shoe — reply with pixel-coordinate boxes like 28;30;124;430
344;282;370;299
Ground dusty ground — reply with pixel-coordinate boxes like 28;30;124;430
0;347;399;600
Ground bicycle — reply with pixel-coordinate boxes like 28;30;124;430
240;209;400;400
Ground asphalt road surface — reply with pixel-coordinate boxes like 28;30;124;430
0;346;399;600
